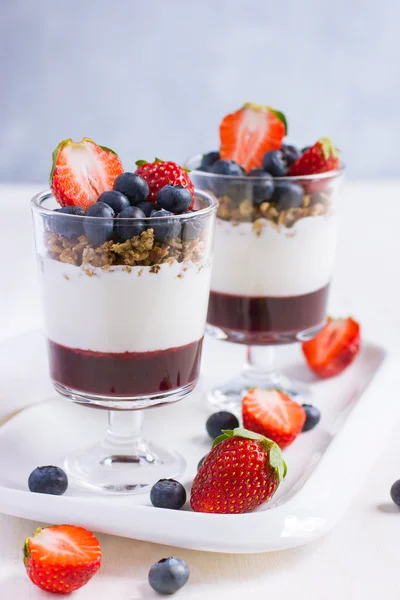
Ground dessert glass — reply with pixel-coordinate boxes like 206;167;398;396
31;189;217;493
187;155;344;410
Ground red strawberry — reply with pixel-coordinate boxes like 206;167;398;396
135;159;195;207
219;103;286;173
288;137;340;176
190;427;286;514
50;137;123;210
242;388;306;449
24;524;101;594
302;317;360;378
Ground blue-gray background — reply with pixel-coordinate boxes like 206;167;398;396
1;0;399;182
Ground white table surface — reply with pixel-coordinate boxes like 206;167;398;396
1;182;400;599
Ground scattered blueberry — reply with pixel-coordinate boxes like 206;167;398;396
150;208;180;242
197;455;207;471
97;190;130;214
262;150;287;176
248;169;274;204
148;557;190;595
136;201;156;217
301;404;321;432
199;150;220;171
113;172;149;205
28;466;68;496
273;181;304;209
51;206;85;238
390;480;400;506
209;159;245;176
157;185;192;214
301;146;311;153
83;202;115;246
206;411;240;439
150;479;187;510
281;144;301;166
181;212;204;241
117;206;146;241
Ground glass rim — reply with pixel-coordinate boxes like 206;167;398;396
30;188;218;221
185;153;345;182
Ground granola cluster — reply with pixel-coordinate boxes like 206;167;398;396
44;228;205;269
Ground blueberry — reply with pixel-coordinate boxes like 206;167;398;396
390;480;400;506
83;202;115;246
197;455;207;471
199;150;220;171
301;404;321;432
281;144;301;166
117;206;146;241
136;201;155;217
97;190;130;214
273;181;304;209
157;185;192;214
262;150;287;176
113;172;149;205
148;557;190;595
28;466;68;496
248;169;274;205
210;159;245;176
150;479;187;510
206;411;240;439
150;209;180;242
182;212;204;241
51;206;85;238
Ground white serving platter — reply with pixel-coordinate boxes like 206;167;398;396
0;331;396;553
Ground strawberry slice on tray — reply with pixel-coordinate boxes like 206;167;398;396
302;317;361;378
219;103;286;173
50;137;124;210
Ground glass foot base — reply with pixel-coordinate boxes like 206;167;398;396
64;438;186;495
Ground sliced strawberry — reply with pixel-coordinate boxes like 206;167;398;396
24;524;101;594
288;137;339;176
219;103;286;173
302;317;360;378
135;159;195;207
51;137;124;210
242;388;306;449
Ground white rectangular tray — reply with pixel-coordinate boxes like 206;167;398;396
0;331;396;553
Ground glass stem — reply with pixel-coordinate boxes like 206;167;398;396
104;410;144;450
243;346;276;381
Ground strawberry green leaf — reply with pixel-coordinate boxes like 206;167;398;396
49;138;72;184
135;160;148;167
318;137;339;160
267;442;287;482
267;107;288;135
99;144;118;157
154;157;164;163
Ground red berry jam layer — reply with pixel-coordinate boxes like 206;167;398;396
48;338;203;397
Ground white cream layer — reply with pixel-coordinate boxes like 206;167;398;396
39;258;211;353
211;216;337;297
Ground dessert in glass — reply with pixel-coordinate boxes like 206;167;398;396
187;104;344;410
31;138;217;493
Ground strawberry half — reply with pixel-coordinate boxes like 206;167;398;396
302;317;361;378
50;137;124;210
135;159;195;207
219;103;286;173
288;137;339;176
24;524;101;594
242;388;306;449
190;427;286;514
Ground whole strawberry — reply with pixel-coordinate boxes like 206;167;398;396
190;428;286;514
288;137;339;176
135;159;195;207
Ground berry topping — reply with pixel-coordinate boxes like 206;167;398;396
150;479;187;510
219;103;286;173
24;524;101;594
113;172;149;205
280;143;301;166
50;137;123;210
148;557;190;595
51;206;85;239
199;150;220;171
191;427;286;514
117;206;146;241
136;201;156;216
157;184;192;214
206;411;239;439
262;149;288;176
83;202;115;246
247;169;274;204
242;388;306;449
390;480;400;507
302;317;361;378
135;159;195;207
209;159;245;176
288;137;340;176
151;208;181;242
301;404;321;431
97;190;130;214
273;180;304;208
28;466;68;496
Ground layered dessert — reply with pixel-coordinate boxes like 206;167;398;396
188;104;342;344
33;139;215;397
